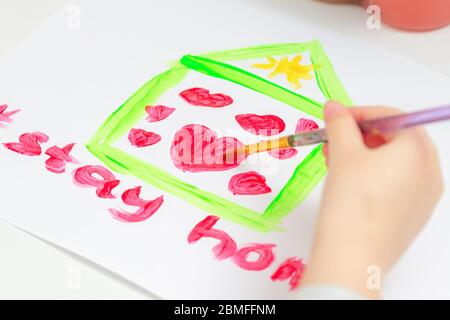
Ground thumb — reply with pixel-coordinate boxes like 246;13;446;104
324;101;364;156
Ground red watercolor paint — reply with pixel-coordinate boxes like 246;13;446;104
3;132;49;156
73;165;120;199
235;114;285;136
266;118;317;160
0;104;20;127
296;118;319;134
44;143;77;173
269;148;298;160
145;105;175;122
171;124;246;173
179;88;233;108
109;186;164;223
228;171;271;195
232;243;276;271
271;257;305;290
128;128;161;148
188;215;237;260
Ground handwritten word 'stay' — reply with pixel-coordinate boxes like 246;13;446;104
3;127;164;222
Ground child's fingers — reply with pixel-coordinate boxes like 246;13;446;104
322;143;330;168
324;101;364;156
347;106;408;146
388;125;437;159
349;106;438;164
348;106;402;122
348;106;404;142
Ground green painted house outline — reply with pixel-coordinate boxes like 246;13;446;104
87;41;352;233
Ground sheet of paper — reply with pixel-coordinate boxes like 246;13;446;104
1;0;449;299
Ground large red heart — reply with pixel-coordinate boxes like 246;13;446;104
179;88;233;108
170;124;245;172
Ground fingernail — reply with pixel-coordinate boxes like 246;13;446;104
324;101;343;120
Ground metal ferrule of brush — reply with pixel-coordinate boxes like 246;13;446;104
288;128;328;147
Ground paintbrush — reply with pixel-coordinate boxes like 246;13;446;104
230;105;450;158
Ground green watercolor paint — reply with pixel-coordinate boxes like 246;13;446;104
87;41;352;233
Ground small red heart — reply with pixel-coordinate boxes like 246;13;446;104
228;171;272;195
179;87;233;108
269;148;298;160
128;128;161;148
235;114;286;136
295;118;319;134
171;124;246;173
145;105;175;122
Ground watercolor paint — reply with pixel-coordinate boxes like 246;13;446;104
73;165;120;199
252;55;314;89
228;171;272;195
4;132;49;156
232;244;276;271
87;42;352;232
271;257;305;290
128;128;161;148
188;216;304;287
268;148;298;160
188;215;238;260
109;186;164;222
235;113;286;136
179;87;233;108
44;143;77;173
1;111;302;291
295;118;319;134
145;105;176;122
0;104;20;127
170;124;245;173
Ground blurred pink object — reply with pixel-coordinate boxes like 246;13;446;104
363;0;450;31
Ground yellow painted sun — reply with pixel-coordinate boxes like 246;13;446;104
252;55;314;89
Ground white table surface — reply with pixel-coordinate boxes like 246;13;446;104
0;0;449;299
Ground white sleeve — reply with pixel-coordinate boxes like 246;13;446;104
296;285;368;300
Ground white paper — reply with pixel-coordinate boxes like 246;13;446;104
1;0;449;299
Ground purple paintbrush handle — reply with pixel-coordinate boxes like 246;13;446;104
359;105;450;134
289;105;450;147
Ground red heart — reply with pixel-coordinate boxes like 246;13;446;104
128;128;161;148
235;114;286;136
170;124;245;172
145;105;175;122
228;171;272;195
267;118;317;160
296;118;319;134
179;87;233;108
269;148;298;160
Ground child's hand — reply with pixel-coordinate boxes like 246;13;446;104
302;101;444;299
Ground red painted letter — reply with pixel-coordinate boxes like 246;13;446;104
232;243;276;271
73;165;120;199
0;104;20;127
188;216;237;260
271;257;305;290
45;143;77;173
4;132;49;156
109;186;164;222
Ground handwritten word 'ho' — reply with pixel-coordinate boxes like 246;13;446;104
188;215;305;290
